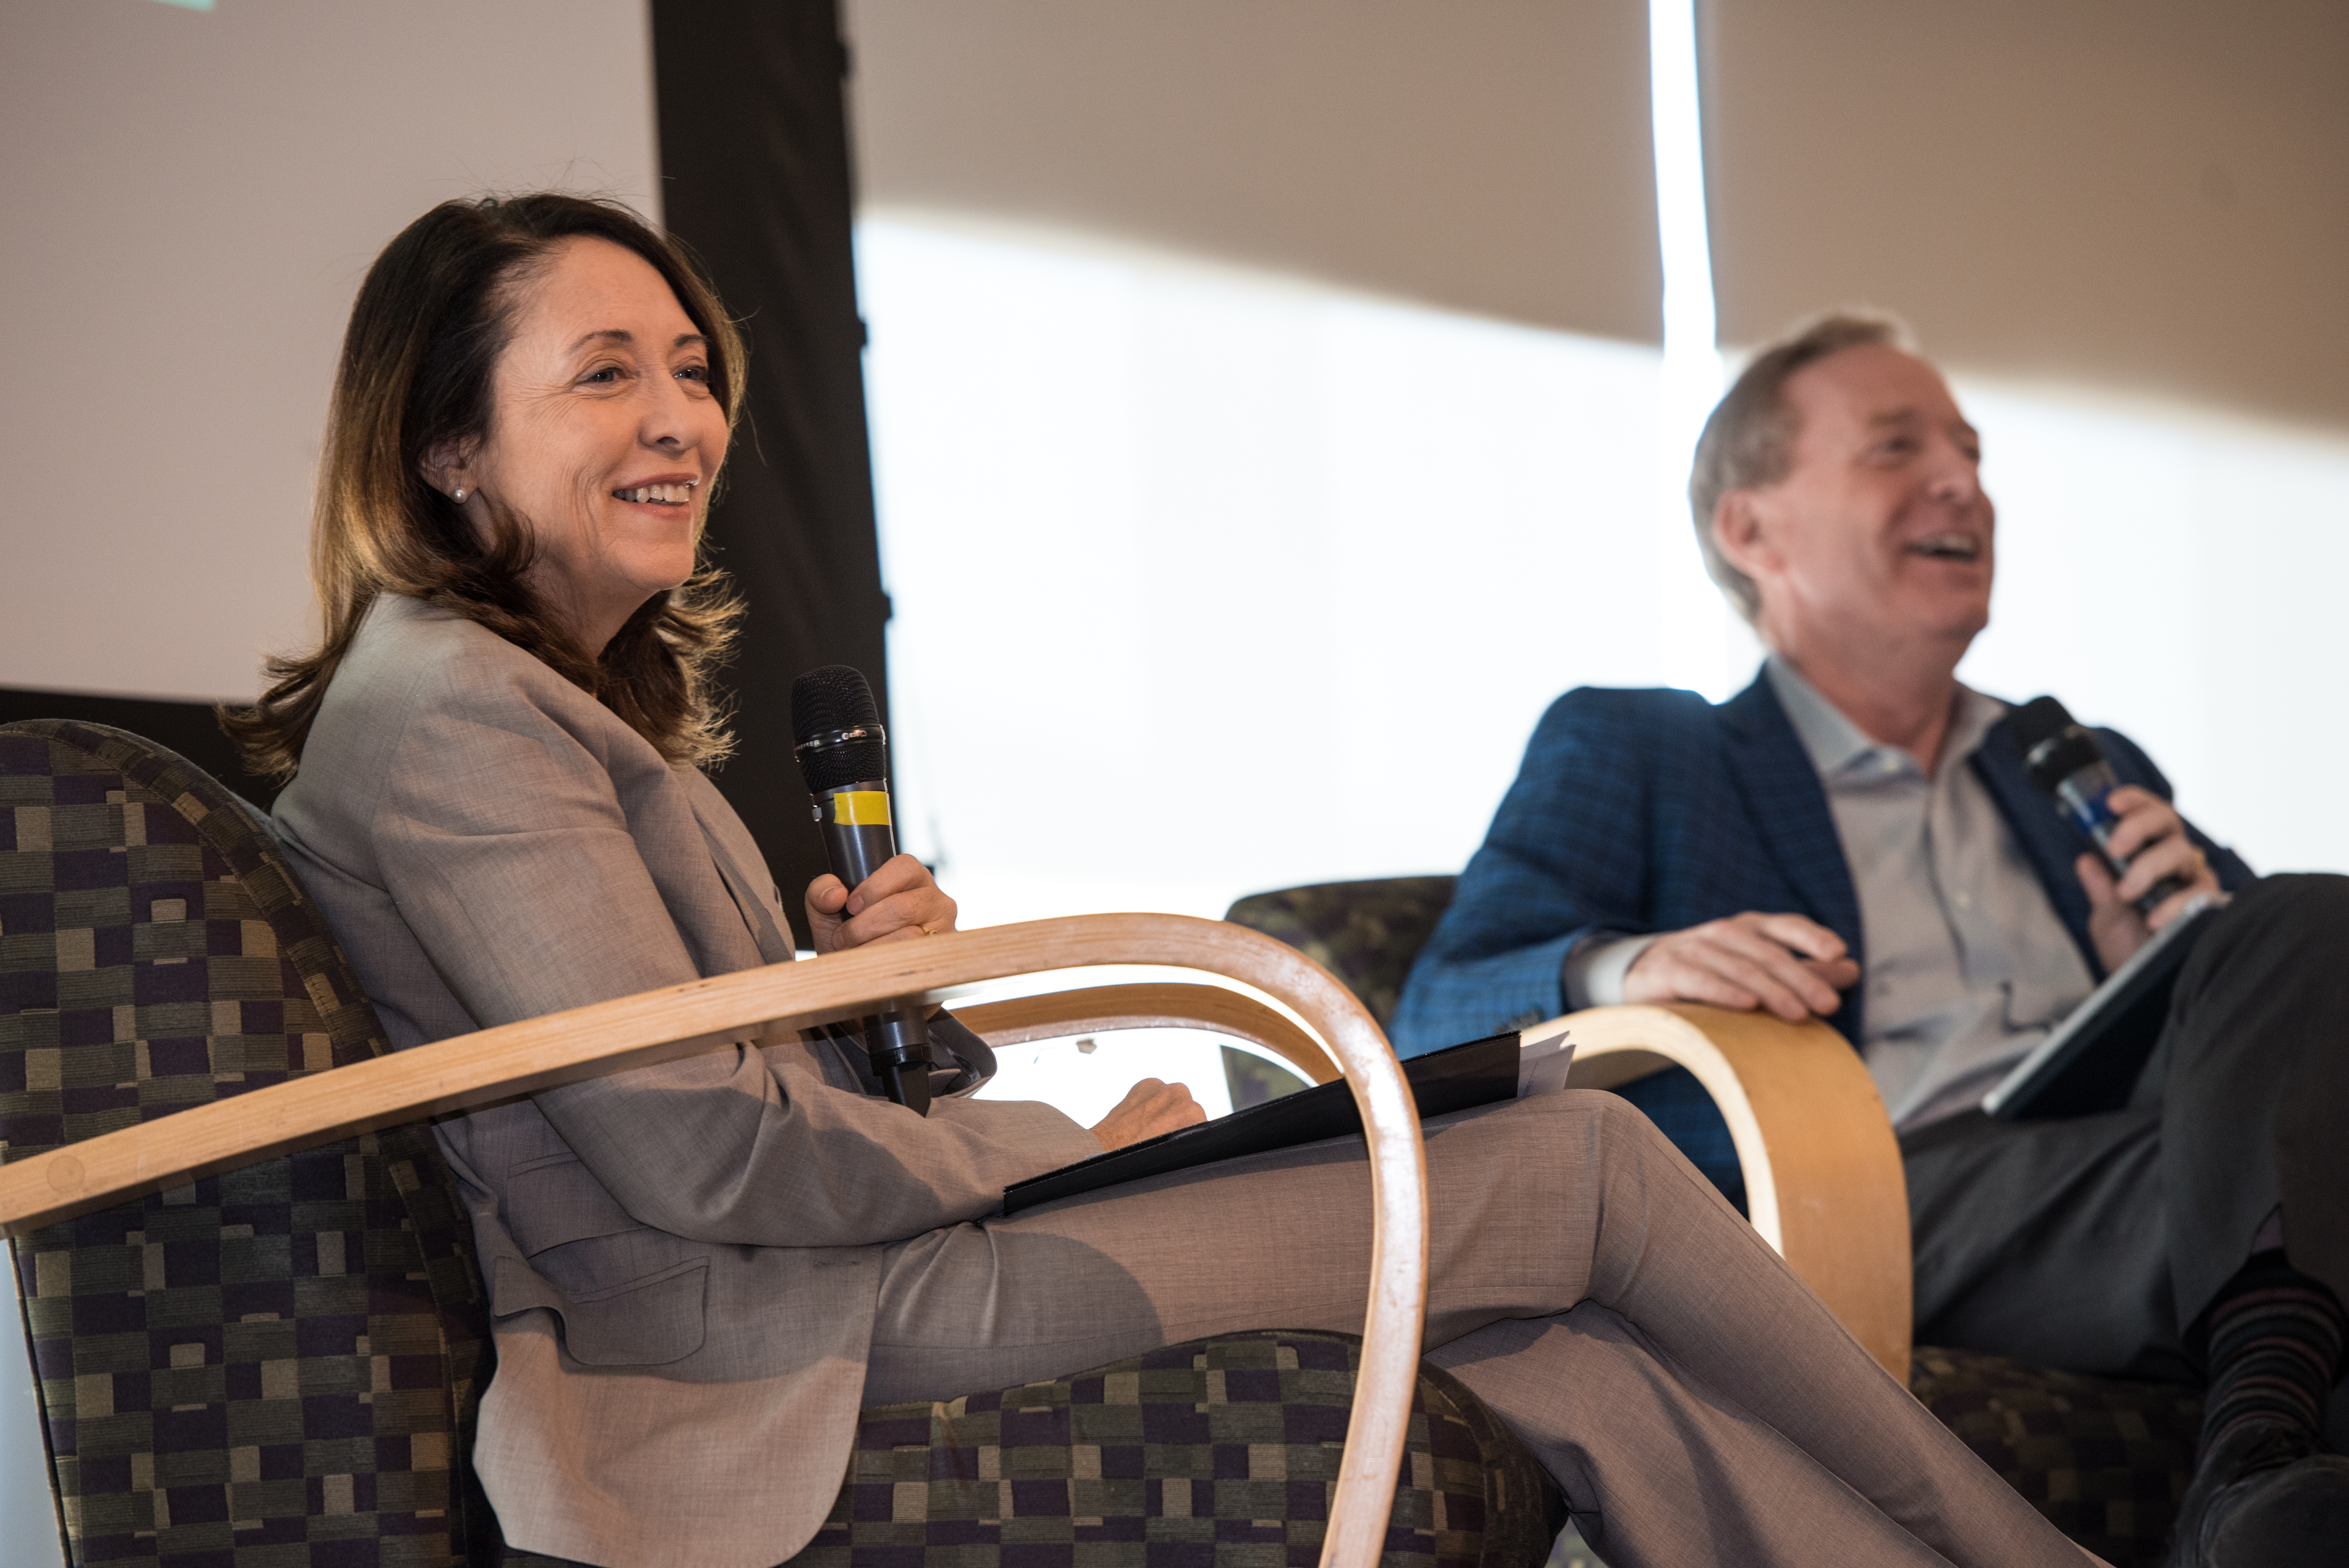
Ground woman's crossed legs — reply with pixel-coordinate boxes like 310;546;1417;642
869;1090;2083;1568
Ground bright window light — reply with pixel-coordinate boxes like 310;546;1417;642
977;1030;1244;1122
857;217;2349;934
858;216;1668;931
1649;0;1747;700
1953;381;2349;875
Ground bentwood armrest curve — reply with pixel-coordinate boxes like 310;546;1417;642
1558;1003;1913;1382
0;912;1428;1568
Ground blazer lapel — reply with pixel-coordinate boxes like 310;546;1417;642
1969;716;2104;979
684;777;800;967
1716;674;1868;1041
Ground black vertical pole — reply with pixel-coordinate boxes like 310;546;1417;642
651;0;889;945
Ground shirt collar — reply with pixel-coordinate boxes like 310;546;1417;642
1764;656;2006;784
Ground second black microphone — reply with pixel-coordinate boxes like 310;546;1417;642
2011;695;2194;919
790;663;935;1113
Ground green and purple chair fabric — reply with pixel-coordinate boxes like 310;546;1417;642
3;721;1565;1568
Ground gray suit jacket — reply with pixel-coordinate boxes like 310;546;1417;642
273;595;1099;1568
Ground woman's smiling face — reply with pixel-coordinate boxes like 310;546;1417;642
444;236;729;652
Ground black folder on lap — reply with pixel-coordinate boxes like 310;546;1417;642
1000;1031;1524;1216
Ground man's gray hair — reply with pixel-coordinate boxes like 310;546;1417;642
1689;308;1919;621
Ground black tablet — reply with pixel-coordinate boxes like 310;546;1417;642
1982;897;2222;1121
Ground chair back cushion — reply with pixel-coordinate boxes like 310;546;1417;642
2;720;496;1568
1224;878;1457;1029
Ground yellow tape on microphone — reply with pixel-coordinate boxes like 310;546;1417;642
828;790;893;827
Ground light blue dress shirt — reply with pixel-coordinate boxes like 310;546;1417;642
1568;661;2097;1130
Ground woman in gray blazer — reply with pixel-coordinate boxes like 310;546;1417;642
235;194;2088;1568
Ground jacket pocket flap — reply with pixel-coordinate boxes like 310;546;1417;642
492;1253;708;1367
504;1156;646;1258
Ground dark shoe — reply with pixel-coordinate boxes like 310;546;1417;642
2171;1422;2349;1566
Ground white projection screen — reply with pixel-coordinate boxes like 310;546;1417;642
0;0;660;704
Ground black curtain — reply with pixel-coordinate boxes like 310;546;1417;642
0;688;281;810
653;0;889;948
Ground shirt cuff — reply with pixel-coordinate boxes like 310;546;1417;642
1562;933;1664;1010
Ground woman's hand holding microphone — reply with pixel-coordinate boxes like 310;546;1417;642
804;853;957;953
803;861;1204;1150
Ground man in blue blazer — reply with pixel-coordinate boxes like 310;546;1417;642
1394;312;2349;1564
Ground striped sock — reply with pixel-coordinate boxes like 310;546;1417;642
2198;1251;2345;1454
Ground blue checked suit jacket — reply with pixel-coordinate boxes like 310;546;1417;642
1392;672;2253;1059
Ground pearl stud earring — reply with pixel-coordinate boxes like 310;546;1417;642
451;487;467;503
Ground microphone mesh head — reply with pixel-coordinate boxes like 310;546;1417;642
2009;696;2078;752
2010;695;2105;796
792;664;881;741
790;665;888;795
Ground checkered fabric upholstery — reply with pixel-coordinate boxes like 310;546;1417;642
1222;880;1456;1031
505;1331;1565;1568
1911;1345;2198;1568
9;729;1567;1568
2;719;498;1567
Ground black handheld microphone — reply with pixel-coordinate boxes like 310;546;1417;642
2010;695;2193;918
790;664;934;1114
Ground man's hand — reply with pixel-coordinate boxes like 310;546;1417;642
2076;785;2219;971
1089;1078;1206;1151
1622;912;1861;1022
804;854;957;955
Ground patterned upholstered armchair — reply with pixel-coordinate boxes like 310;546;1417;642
2;723;1566;1568
1227;877;2204;1568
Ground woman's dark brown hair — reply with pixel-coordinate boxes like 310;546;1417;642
222;193;747;776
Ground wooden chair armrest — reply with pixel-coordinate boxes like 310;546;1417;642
952;982;1340;1084
1558;1003;1913;1382
0;912;1422;1568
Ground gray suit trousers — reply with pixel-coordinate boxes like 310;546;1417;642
868;1090;2083;1568
1904;873;2349;1385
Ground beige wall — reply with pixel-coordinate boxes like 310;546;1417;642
849;1;2347;432
843;0;1663;346
0;0;658;702
1705;0;2349;433
9;4;2336;691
